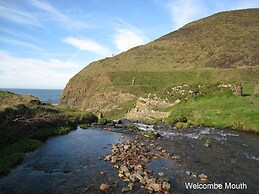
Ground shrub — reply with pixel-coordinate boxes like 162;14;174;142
98;118;108;125
164;113;188;125
79;112;98;124
175;122;190;129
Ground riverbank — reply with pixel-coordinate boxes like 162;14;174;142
1;125;258;193
162;93;259;133
0;91;98;175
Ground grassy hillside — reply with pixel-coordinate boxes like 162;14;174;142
59;9;259;132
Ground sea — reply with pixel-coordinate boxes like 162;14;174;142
0;88;63;105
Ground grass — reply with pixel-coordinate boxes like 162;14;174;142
175;122;190;129
164;93;259;133
108;69;259;97
31;126;74;141
0;125;79;176
97;118;108;125
0;91;99;176
59;9;259;117
0;138;42;175
143;118;161;125
104;99;136;120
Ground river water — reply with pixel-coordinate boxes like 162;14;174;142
0;125;258;193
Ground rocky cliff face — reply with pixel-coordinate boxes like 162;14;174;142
59;9;259;119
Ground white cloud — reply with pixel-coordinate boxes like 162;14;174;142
28;0;89;30
0;1;43;27
167;0;208;29
0;37;43;52
0;51;80;89
63;37;111;56
113;28;148;53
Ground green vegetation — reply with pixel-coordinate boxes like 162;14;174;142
0;90;98;175
104;100;136;120
0;138;42;175
31;126;74;141
59;10;259;134
143;131;156;137
164;113;188;124
175;122;190;129
204;139;212;147
164;93;259;133
97;118;108;125
79;123;91;129
0;125;76;175
143;118;161;125
124;124;141;131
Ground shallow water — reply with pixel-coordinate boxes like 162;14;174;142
0;127;126;194
0;125;258;193
135;123;259;193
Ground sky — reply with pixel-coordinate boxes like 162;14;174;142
0;0;258;89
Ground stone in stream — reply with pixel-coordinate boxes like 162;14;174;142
100;183;109;191
134;172;144;182
199;173;208;182
120;165;129;173
104;155;111;161
162;181;171;191
111;156;117;163
186;171;191;176
102;136;179;193
129;175;136;182
83;187;91;193
204;143;210;148
158;172;164;177
123;144;130;150
148;182;162;192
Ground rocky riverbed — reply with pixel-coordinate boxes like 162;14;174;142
0;123;258;193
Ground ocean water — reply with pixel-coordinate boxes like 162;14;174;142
0;88;63;105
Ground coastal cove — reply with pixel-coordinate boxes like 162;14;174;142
1;7;259;194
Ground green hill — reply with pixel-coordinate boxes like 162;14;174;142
59;9;259;132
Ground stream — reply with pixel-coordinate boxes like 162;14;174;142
0;125;258;193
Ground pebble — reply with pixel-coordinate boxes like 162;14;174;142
186;171;191;176
158;172;164;177
149;183;161;192
100;183;109;191
199;173;208;179
162;182;171;191
204;143;210;148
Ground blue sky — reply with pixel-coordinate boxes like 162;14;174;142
0;0;258;89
